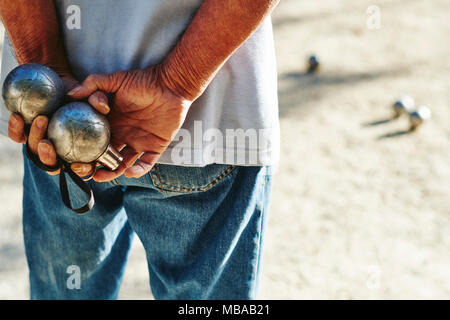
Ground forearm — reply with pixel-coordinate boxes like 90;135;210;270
0;0;70;76
161;0;279;101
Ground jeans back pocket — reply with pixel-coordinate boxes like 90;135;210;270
149;164;237;194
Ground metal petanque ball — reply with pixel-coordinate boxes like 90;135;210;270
393;95;415;118
409;106;431;131
307;55;320;73
2;63;64;124
48;102;123;170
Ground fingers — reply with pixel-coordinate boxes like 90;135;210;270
37;140;60;175
93;146;140;182
9;113;95;178
124;152;160;178
8;113;26;143
71;163;95;178
37;144;95;178
88;91;110;114
60;74;110;114
36;145;95;178
67;72;126;99
112;143;126;151
32;117;93;177
94;150;159;181
28;116;48;154
60;75;81;94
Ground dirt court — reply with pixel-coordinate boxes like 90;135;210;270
0;0;449;299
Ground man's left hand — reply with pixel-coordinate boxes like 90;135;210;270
69;66;193;182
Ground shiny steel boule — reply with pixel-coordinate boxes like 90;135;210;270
307;55;320;73
393;95;415;118
2;63;64;124
409;105;431;131
48;102;123;170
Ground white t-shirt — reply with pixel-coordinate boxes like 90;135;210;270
0;0;279;166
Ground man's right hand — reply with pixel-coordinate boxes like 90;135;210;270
7;74;111;178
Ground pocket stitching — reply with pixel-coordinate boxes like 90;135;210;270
149;166;164;191
150;165;237;193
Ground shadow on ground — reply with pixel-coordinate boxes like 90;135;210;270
278;68;410;118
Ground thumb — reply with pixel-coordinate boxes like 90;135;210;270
60;75;80;93
67;71;127;99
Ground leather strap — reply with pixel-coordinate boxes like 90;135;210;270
58;160;95;214
25;141;60;172
25;141;95;214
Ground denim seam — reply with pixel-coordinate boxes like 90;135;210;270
149;167;164;192
151;165;237;193
252;170;267;297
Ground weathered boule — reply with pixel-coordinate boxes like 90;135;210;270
2;63;64;124
48;102;123;170
409;105;431;131
307;55;320;73
392;95;415;118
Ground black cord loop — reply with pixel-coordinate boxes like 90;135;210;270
25;141;95;214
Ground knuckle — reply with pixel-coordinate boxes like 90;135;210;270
8;126;18;136
8;134;21;143
8;121;20;132
84;75;98;89
85;74;96;82
91;91;102;98
39;154;54;164
8;128;23;141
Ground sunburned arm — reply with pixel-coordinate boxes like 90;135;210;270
161;0;280;101
0;0;109;177
0;0;71;76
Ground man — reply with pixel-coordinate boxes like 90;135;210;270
0;0;279;299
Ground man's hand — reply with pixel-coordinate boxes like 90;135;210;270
67;0;280;182
69;67;192;182
4;0;279;181
8;74;110;177
1;0;112;178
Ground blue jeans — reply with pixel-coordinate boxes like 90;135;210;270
22;149;273;300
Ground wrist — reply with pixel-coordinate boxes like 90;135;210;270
1;0;74;85
9;32;72;78
158;43;210;102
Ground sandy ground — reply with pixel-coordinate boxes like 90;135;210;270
0;0;449;299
